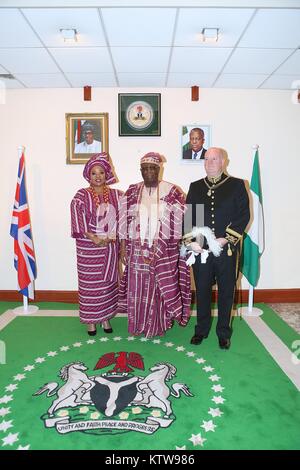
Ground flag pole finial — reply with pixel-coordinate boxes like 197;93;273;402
252;144;259;150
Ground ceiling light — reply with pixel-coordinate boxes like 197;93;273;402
200;28;219;43
60;28;78;43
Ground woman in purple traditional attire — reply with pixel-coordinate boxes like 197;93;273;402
71;153;122;336
119;152;191;338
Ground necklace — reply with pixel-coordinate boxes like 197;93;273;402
204;175;230;196
137;183;160;265
88;185;109;207
207;174;222;184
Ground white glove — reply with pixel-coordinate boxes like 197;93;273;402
201;250;210;264
186;251;199;266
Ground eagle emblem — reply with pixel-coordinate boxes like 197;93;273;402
94;351;144;374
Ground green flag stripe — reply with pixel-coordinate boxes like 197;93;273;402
241;234;260;286
250;151;262;204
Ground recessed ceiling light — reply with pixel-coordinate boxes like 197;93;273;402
200;28;219;43
60;28;78;43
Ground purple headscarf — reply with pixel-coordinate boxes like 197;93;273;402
83;153;116;185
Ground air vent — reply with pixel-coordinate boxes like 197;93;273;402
0;74;15;79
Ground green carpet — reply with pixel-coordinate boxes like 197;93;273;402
0;303;299;450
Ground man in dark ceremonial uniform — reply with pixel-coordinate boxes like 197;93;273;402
184;147;250;349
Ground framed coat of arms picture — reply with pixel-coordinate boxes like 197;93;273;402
118;93;161;137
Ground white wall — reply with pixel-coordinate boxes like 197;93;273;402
1;87;299;291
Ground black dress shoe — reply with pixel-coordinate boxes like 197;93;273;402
102;321;113;334
87;329;97;336
103;327;113;334
190;335;205;345
219;338;231;350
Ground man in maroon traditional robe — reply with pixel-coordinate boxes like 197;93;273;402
119;152;191;337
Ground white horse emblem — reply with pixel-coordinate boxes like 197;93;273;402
132;362;193;418
34;361;94;416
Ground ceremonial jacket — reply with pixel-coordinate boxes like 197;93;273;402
185;173;250;248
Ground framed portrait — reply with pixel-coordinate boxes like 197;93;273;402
66;113;109;164
181;124;211;162
118;93;161;136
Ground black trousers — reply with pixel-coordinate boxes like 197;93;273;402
192;250;237;339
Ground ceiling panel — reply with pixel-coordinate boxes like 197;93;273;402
224;48;293;74
102;8;177;46
0;48;60;74
66;72;117;87
170;47;232;73
111;47;170;72
0;8;42;47
274;50;300;75
167;72;217;87
215;73;268;88
260;75;300;90
0;64;8;73
49;47;114;73
22;8;106;47
14;73;70;88
239;9;300;48
0;5;299;90
118;73;166;87
0;78;24;89
175;7;255;47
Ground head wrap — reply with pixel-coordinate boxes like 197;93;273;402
83;153;116;185
140;152;163;167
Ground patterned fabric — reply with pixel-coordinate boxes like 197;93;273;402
10;152;36;299
140;152;162;167
83;153;116;185
71;187;122;323
119;181;191;337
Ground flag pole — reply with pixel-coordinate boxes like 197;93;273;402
239;283;262;317
23;294;28;312
248;284;253;313
19;146;31;314
238;144;263;317
12;146;39;316
15;289;38;315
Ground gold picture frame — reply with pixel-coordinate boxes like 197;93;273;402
66;113;109;164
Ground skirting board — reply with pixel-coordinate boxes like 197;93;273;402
0;289;300;303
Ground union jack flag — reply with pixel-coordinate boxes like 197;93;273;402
10;151;36;299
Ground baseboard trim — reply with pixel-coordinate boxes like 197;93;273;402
0;290;78;303
0;289;300;303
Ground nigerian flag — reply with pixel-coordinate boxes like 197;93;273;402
241;148;264;287
182;126;190;152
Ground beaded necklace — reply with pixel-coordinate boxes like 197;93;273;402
88;185;110;208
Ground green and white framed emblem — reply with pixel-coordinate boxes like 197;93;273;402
118;93;161;136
